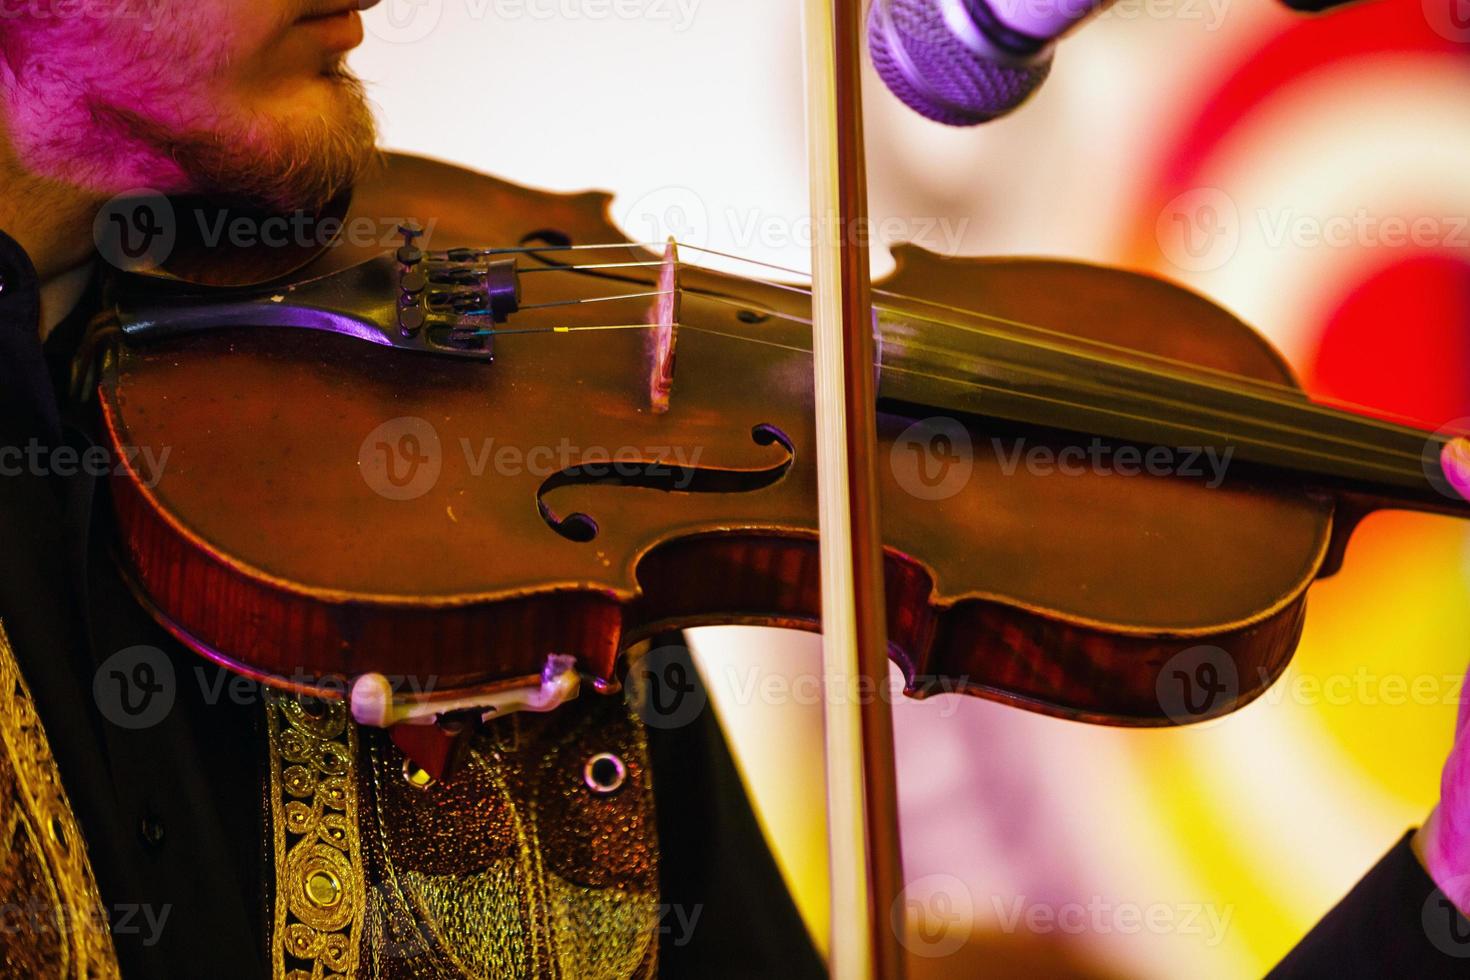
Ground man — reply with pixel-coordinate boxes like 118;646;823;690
0;2;1468;977
0;3;821;977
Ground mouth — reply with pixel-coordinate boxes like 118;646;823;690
296;0;379;49
299;0;381;20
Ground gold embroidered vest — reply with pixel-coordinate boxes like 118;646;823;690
263;689;661;980
0;617;660;979
0;624;121;979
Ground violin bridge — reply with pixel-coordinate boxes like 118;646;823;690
647;238;680;413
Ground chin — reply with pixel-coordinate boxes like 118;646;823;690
270;69;370;127
162;85;379;212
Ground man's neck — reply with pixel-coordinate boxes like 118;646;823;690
0;155;102;282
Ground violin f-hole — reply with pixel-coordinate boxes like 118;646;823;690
537;423;796;543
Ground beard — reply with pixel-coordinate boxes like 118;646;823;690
92;64;380;215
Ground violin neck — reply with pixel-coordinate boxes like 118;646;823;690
875;311;1470;519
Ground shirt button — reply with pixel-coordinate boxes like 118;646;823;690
139;813;166;850
0;271;7;296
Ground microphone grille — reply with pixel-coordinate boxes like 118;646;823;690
868;0;1052;126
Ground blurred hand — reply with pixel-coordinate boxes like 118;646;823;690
1419;672;1470;914
1446;437;1470;502
1418;437;1470;910
1420;669;1470;914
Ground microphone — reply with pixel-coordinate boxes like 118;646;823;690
867;0;1109;126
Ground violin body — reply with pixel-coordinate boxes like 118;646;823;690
98;153;1453;727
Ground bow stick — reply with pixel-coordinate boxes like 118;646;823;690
802;1;907;977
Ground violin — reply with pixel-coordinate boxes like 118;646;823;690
91;150;1470;757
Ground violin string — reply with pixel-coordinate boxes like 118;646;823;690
499;277;1460;470
465;322;664;337
858;299;1459;450
510;242;1359;415
460;242;673;256
673;320;1448;482
868;358;1440;481
518;260;668;274
652;241;1463;438
881;330;1447;463
501;243;1468;448
746;302;1458;463
654;283;1461;458
516;289;672;312
865;289;1436;430
661;244;1458;442
513;275;1465;462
